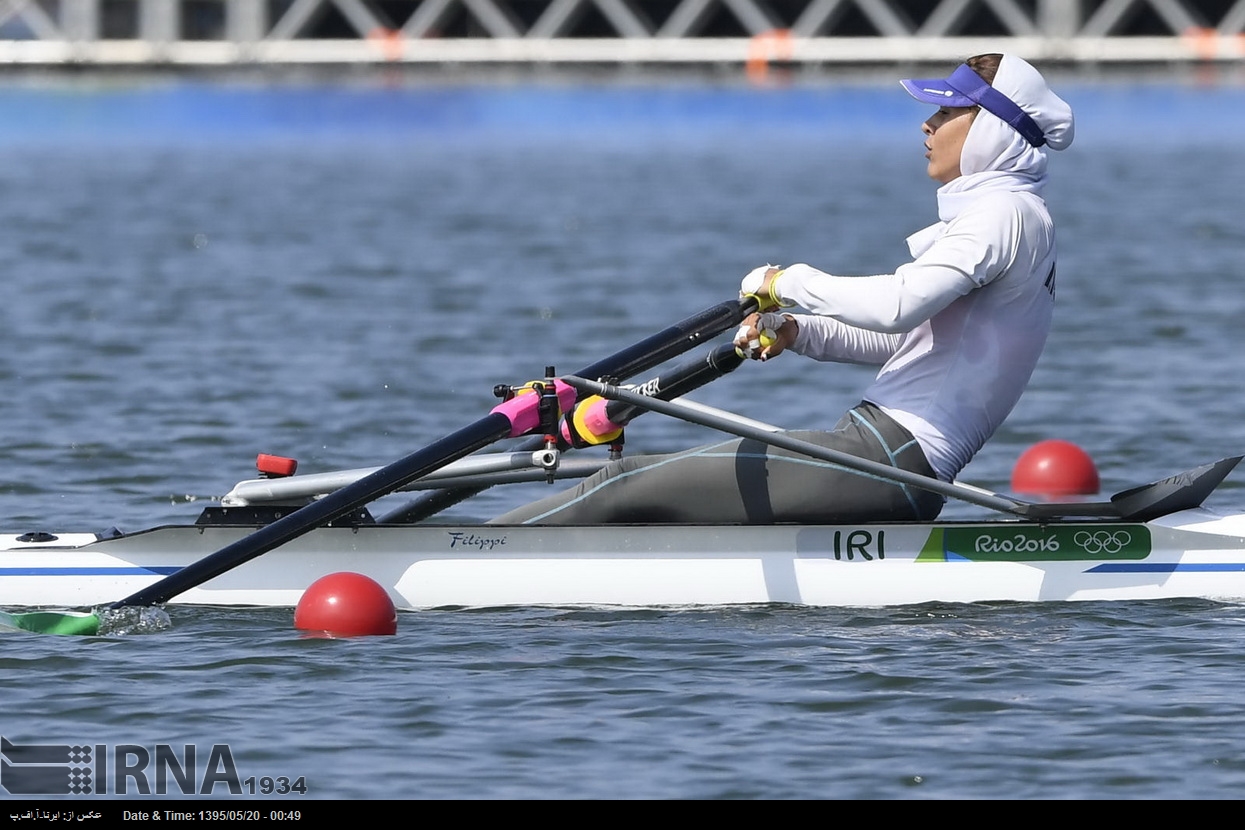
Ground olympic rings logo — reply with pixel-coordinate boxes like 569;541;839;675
1072;530;1133;555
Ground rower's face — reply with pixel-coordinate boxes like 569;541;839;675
922;106;977;184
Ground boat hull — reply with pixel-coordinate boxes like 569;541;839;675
4;508;1245;610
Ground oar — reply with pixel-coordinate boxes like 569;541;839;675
231;346;747;509
0;610;101;636
563;342;745;446
5;386;554;635
116;301;757;609
8;298;756;634
562;375;1242;521
375;299;758;523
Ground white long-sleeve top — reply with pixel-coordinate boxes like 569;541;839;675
777;185;1057;481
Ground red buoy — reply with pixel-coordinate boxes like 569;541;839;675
1011;440;1100;497
294;572;397;637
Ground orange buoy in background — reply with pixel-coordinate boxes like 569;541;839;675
294;572;397;637
1011;440;1101;497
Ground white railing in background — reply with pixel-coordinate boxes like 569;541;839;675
0;0;1242;66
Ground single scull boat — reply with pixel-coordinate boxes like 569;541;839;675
1;500;1244;610
2;298;1242;634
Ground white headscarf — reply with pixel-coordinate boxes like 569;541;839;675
959;54;1075;177
932;55;1075;224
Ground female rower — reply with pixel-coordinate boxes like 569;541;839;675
492;53;1075;525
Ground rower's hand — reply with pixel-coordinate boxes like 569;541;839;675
734;312;797;362
739;265;790;313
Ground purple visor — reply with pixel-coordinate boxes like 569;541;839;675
900;63;1046;148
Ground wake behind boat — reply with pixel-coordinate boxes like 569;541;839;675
2;298;1244;633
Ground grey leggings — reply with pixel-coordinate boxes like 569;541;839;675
490;401;945;525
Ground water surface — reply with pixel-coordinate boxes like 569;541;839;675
1;78;1243;800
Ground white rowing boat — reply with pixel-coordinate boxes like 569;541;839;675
3;298;1242;634
2;449;1242;611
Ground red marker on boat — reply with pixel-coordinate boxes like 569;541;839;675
257;454;298;478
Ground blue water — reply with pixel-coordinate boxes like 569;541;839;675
4;73;1245;144
1;74;1244;801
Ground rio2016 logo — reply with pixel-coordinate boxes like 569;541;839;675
973;529;1134;556
944;525;1151;562
974;532;1063;554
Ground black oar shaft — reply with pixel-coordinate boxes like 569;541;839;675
115;298;759;606
573;299;754;383
111;413;515;609
601;343;743;427
377;298;757;524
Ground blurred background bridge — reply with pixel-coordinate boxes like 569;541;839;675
0;0;1242;69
